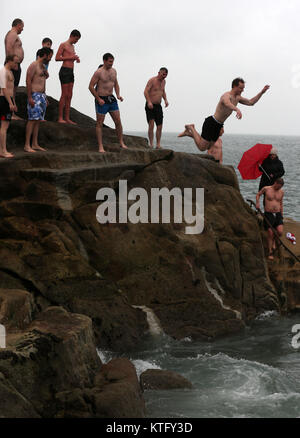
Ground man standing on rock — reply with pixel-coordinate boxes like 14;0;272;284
88;53;127;153
178;78;270;152
144;68;169;149
55;30;81;125
24;48;50;153
4;18;24;119
0;55;19;158
256;178;284;261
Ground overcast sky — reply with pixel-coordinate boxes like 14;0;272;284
1;0;300;135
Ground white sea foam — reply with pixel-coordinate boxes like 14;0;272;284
133;305;164;335
132;359;162;377
96;348;113;364
255;310;278;320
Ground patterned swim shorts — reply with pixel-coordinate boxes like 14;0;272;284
27;92;47;121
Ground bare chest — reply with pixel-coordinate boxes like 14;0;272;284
99;71;116;84
266;190;282;202
62;44;75;56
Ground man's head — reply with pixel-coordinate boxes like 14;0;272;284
232;77;245;95
4;54;19;70
273;178;284;190
42;38;52;48
12;19;24;34
103;53;114;69
158;67;168;80
43;47;54;62
36;47;49;61
269;147;278;160
69;30;81;44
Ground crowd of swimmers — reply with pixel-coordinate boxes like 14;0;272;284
0;18;290;261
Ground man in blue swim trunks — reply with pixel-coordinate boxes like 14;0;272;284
24;48;50;153
89;53;127;153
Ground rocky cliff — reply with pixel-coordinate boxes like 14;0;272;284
0;88;292;417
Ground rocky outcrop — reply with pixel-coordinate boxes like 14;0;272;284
0;88;285;417
140;369;192;390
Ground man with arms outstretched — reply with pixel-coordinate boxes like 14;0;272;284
0;55;19;158
24;48;50;153
55;30;81;124
4;18;24;118
144;68;169;149
256;178;284;261
89;53;127;153
179;78;270;152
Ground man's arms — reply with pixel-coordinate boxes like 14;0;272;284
26;63;35;108
239;85;270;106
5;31;17;56
162;88;169;107
88;71;105;106
256;187;266;209
55;43;80;62
222;93;242;119
114;75;123;102
144;78;154;109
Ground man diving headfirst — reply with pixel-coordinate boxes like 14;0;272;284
178;78;270;152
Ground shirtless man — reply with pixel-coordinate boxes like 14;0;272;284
24;48;50;153
144;68;169;149
88;53;127;153
256;178;284;261
4;18;24;118
179;78;270;152
55;30;81;124
0;55;19;158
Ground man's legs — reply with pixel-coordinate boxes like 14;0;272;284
147;119;154;148
156;124;163;149
59;83;75;124
24;121;38;152
178;124;211;151
110;110;127;149
0;120;14;157
32;121;46;151
96;113;106;153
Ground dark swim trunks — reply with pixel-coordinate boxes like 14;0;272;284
264;212;283;230
95;95;119;115
12;63;21;87
145;103;163;126
201;116;223;142
0;96;13;121
59;66;74;84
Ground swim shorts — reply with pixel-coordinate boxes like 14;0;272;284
12;63;21;87
201;116;223;142
0;96;13;121
59;66;74;84
27;92;47;120
264;212;283;230
145;102;163;126
95;95;119;115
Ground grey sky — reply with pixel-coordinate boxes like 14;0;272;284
1;0;300;135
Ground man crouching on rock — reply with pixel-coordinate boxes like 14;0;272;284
256;178;284;261
88;53;127;153
24;48;50;153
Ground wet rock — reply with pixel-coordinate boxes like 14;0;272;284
140;369;193;390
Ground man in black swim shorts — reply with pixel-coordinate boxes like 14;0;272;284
55;29;81;124
178;78;270;153
144;68;169;149
256;178;284;261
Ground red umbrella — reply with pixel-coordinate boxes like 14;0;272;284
238;143;273;180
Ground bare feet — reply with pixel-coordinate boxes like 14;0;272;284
156;146;162;149
0;152;14;158
32;145;46;151
120;144;128;149
58;119;67;124
268;255;274;261
12;114;23;121
65;119;77;125
24;146;36;153
178;125;194;138
98;148;105;153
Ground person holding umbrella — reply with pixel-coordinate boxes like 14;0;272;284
258;148;285;191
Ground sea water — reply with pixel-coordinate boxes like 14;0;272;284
102;132;300;418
